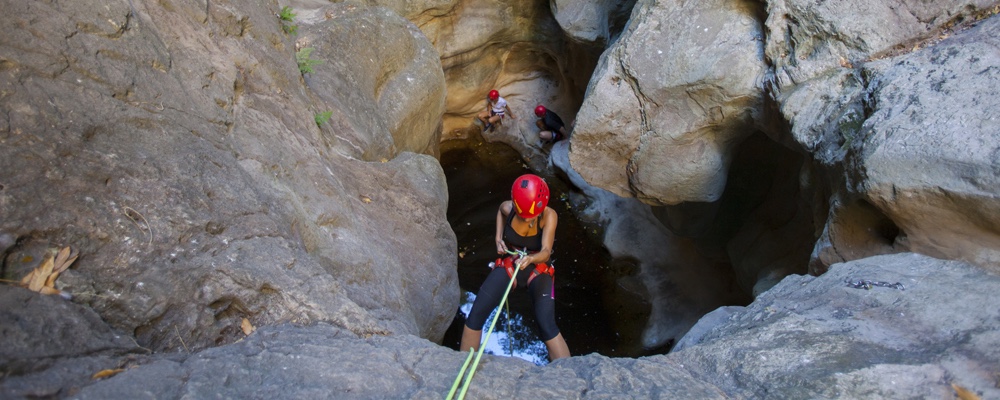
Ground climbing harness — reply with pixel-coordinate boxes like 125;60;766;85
845;278;905;290
493;254;555;290
446;249;525;400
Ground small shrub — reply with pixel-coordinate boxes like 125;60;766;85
279;6;298;34
296;47;322;74
315;111;332;127
279;6;295;21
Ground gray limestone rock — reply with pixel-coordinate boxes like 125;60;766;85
673;253;1000;399
0;0;457;354
569;0;767;205
805;14;1000;274
4;254;997;399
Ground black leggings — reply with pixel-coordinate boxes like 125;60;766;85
464;266;560;341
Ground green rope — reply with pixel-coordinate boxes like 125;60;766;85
445;348;475;400
446;251;524;400
500;248;523;359
458;267;518;400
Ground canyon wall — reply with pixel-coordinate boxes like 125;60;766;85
1;0;999;398
0;0;457;352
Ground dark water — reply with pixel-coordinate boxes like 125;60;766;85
440;137;651;364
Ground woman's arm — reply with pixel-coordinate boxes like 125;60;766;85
517;208;557;269
495;201;511;254
505;104;515;119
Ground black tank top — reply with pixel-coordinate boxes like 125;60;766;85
502;209;544;251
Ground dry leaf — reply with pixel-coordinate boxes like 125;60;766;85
54;246;71;269
241;318;255;335
39;286;61;296
19;246;79;295
952;384;980;400
92;368;124;379
53;246;78;274
28;255;54;292
47;247;78;286
19;269;36;286
360;196;372;204
43;271;59;288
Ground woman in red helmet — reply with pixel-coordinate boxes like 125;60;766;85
534;105;568;143
459;174;571;361
476;89;515;132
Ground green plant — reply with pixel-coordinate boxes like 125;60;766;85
296;47;322;74
315;111;332;127
279;6;295;21
279;6;298;34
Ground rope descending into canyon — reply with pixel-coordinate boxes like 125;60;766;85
446;250;524;400
445;350;475;400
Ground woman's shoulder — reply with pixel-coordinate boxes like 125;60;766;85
499;200;512;214
544;206;558;219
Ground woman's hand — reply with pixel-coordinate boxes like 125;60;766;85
496;239;508;255
515;254;532;270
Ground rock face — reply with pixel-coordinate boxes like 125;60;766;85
673;253;1000;399
3;0;1000;398
409;0;604;168
0;0;457;353
768;1;1000;275
551;0;638;46
765;0;998;88
549;141;750;351
570;0;768;205
3;253;997;399
566;0;1000;304
563;0;817;347
846;16;1000;271
296;5;448;159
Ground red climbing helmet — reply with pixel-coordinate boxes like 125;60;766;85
511;174;550;219
488;90;500;102
534;105;547;117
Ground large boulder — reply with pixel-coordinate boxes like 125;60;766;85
773;7;1000;273
563;0;815;303
291;2;447;158
848;15;1000;271
674;253;1000;399
0;0;457;352
768;1;998;165
550;0;638;46
569;0;767;205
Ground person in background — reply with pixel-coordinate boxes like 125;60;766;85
477;89;514;132
533;105;568;144
459;174;571;362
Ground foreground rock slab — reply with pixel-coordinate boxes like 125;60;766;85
675;252;1000;399
3;253;997;399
